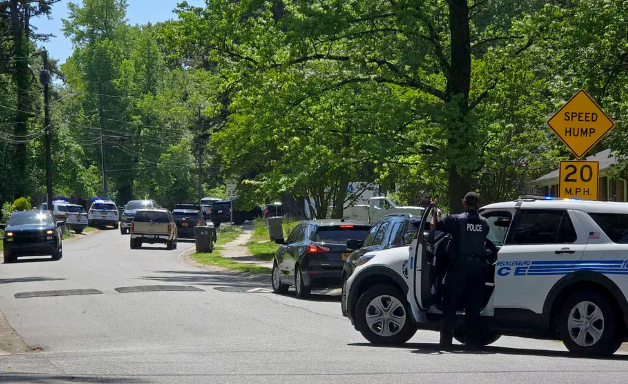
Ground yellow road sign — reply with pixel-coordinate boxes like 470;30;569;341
559;161;599;200
547;90;614;159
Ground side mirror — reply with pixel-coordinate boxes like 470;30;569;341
275;237;286;245
0;224;5;230
403;231;416;245
56;221;65;228
346;239;363;250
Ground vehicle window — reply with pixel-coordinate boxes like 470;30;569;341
66;205;85;213
126;201;154;210
588;213;628;243
510;209;576;245
362;223;381;246
482;211;512;247
92;203;116;210
371;220;392;246
56;205;68;212
286;224;303;244
133;211;170;223
314;226;371;243
389;221;405;246
294;224;309;242
9;213;54;226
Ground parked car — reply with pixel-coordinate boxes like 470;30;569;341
88;199;119;229
63;204;89;234
211;200;262;226
1;211;64;262
271;220;372;299
41;199;73;224
172;207;206;239
120;199;158;234
200;197;221;220
130;208;178;250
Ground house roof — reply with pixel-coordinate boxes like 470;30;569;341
532;149;618;185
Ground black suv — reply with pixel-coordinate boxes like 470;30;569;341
271;220;372;299
1;211;64;262
211;200;262;226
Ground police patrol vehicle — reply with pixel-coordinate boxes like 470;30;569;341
88;199;119;229
342;196;628;356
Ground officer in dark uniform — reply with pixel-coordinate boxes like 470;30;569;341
430;191;490;350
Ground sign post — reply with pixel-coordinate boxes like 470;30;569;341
226;182;238;223
547;89;615;200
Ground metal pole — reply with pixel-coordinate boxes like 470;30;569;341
98;82;107;198
198;107;202;203
42;49;53;212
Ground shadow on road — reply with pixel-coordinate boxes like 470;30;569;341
4;258;55;264
0;277;66;284
0;374;145;383
277;291;342;302
349;342;628;360
140;270;270;288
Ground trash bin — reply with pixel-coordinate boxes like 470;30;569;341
194;224;216;253
267;216;283;241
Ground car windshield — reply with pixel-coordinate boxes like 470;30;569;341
314;226;371;242
9;212;54;226
67;205;85;213
56;204;68;212
133;211;170;223
92;203;116;210
126;201;153;210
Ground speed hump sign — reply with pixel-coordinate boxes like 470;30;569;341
559;161;599;200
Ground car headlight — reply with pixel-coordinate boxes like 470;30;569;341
358;254;376;266
6;232;13;237
46;230;54;235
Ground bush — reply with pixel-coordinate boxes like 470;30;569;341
1;202;13;222
13;197;31;211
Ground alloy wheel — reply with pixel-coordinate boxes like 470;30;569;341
365;294;407;337
568;301;605;347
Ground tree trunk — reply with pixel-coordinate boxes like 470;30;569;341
445;0;473;213
10;0;31;198
332;171;350;219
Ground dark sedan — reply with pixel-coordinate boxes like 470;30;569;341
271;220;372;299
1;211;64;263
172;208;205;239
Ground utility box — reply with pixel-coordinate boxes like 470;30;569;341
194;224;216;253
267;217;283;241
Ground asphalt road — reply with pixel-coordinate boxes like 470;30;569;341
1;229;628;383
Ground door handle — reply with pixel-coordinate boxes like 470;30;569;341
555;248;576;254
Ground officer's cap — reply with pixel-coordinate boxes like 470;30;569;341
463;191;480;205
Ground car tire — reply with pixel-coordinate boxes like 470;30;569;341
4;250;16;263
271;260;289;294
120;227;125;235
130;239;141;249
355;284;417;345
166;240;174;250
74;228;83;234
114;223;119;230
295;267;311;299
51;247;62;261
341;274;348;317
558;289;622;357
453;328;501;346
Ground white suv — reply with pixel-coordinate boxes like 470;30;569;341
88;200;119;229
343;197;628;357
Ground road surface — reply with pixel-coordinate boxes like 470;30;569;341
0;229;627;383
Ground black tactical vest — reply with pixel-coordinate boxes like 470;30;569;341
456;212;487;257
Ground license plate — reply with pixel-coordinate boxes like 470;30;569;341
342;253;350;261
217;210;223;213
182;223;189;227
144;235;155;238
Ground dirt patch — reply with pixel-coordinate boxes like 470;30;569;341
0;308;28;355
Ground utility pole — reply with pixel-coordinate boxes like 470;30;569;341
40;49;53;212
98;82;107;198
197;106;203;203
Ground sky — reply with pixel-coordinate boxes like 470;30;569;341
34;0;206;64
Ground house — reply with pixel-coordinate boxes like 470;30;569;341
531;149;627;201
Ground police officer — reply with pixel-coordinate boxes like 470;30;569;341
430;191;490;350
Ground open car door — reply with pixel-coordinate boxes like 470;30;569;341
407;202;435;310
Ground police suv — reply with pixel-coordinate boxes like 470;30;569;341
343;197;628;356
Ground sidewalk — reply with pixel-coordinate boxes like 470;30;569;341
219;229;273;269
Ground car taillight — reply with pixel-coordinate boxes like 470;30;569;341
339;225;354;228
113;211;118;216
131;223;134;232
197;221;202;226
308;243;331;253
167;224;171;234
90;210;93;215
65;213;69;218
